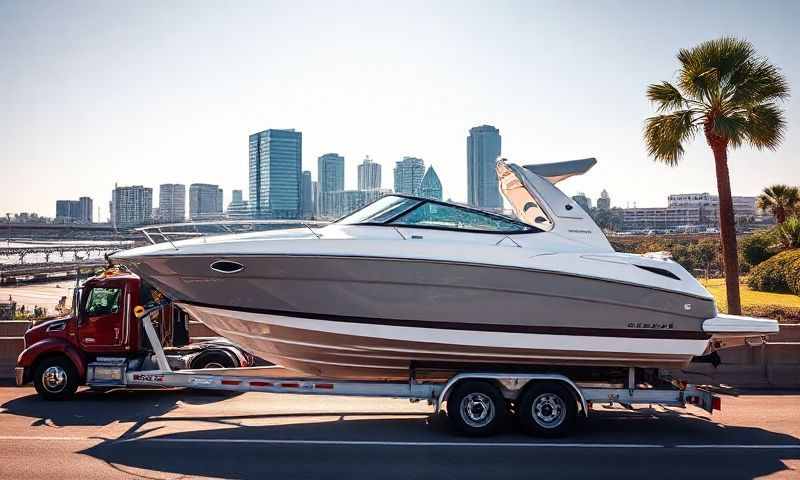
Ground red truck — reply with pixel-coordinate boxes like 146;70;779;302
15;267;255;400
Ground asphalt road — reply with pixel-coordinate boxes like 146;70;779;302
1;382;799;479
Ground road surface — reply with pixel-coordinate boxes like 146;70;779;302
0;383;798;479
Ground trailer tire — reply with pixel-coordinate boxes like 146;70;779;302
518;382;577;437
191;351;235;370
447;380;506;436
33;356;79;401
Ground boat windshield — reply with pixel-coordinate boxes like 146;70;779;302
390;202;532;232
337;195;535;233
336;196;421;225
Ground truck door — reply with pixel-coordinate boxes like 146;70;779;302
78;283;127;351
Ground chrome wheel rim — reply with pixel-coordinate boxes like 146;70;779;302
42;365;67;393
459;392;496;428
532;393;566;428
203;362;224;369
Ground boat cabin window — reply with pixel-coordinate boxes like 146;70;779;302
85;287;122;316
390;202;532;233
337;196;421;225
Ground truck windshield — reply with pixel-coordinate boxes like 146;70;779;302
85;287;122;316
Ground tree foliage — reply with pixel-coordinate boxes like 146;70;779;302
757;184;800;224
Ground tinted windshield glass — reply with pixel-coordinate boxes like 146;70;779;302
85;287;121;316
337;196;421;224
391;202;531;232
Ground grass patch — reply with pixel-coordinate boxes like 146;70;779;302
700;278;800;322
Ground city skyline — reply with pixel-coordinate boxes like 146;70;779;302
2;2;798;217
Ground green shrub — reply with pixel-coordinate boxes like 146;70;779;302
739;230;777;266
746;249;800;294
743;305;800;324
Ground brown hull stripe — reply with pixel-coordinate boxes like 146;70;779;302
181;301;711;340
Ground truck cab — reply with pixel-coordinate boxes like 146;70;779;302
16;267;255;400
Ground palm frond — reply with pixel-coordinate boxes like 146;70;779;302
646;82;687;112
745;103;786;150
712;113;748;148
728;59;790;105
643;110;698;166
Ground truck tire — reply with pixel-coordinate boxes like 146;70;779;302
447;380;506;436
191;351;235;370
518;382;577;437
33;357;79;401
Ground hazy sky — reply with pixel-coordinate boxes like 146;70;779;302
2;0;798;219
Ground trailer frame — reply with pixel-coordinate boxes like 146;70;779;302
84;305;720;435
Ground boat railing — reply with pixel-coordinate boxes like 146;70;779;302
135;219;330;248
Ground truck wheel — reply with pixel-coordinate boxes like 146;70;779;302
447;380;506;436
33;357;79;401
518;382;577;437
191;352;235;370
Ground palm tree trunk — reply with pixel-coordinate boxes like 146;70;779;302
709;142;743;315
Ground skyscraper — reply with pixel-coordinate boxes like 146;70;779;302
189;184;224;220
419;166;443;201
249;129;303;219
357;156;381;190
467;125;502;209
318;153;345;217
159;184;186;223
301;170;314;219
318;153;345;193
111;185;153;227
597;189;611;210
393;157;425;195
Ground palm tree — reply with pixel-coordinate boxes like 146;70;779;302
644;37;789;315
757;184;799;224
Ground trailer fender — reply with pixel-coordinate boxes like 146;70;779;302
436;373;589;417
17;338;87;384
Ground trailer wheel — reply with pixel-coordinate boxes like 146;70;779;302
191;351;235;370
33;357;79;401
518;382;577;437
447;380;506;436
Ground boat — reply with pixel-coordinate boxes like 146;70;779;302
110;158;779;380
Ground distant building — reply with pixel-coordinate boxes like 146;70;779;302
249;129;303;219
572;193;592;212
597;189;611;210
227;189;251;219
622;192;760;231
189;183;224;220
312;181;320;219
317;153;345;216
301;171;314;219
357;156;382;190
467;125;502;209
318;153;345;193
419;166;443;201
55;197;93;223
78;197;93;223
393;157;425;195
321;189;392;219
55;200;78;222
112;185;153;228
151;207;161;221
159;184;186;223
